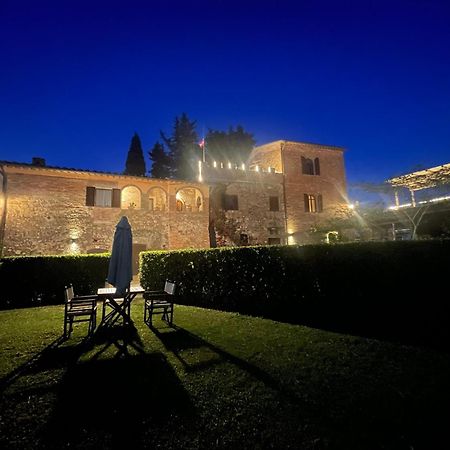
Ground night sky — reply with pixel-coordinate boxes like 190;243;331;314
1;0;449;201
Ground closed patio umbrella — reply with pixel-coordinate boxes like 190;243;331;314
107;216;133;296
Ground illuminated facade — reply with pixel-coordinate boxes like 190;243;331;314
0;140;348;261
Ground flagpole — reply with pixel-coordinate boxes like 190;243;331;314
202;126;206;163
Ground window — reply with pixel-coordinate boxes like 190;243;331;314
240;234;249;245
301;157;320;175
223;194;238;210
86;187;121;208
269;196;279;211
304;194;323;213
268;238;281;245
268;227;279;235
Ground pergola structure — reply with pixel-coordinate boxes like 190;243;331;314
387;163;450;207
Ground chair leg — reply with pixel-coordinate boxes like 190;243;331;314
90;311;96;334
144;302;148;324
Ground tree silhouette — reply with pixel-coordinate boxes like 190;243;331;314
124;133;146;176
149;141;171;178
161;113;199;180
205;125;255;165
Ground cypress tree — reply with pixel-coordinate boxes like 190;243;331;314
124;132;146;176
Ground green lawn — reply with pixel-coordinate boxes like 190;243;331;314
1;300;449;449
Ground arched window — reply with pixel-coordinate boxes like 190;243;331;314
148;187;167;211
175;187;204;212
301;157;314;175
121;186;141;209
302;156;321;175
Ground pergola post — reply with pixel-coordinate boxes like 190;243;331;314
394;190;399;207
409;189;416;207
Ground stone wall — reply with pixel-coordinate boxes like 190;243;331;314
203;166;286;246
0;164;210;256
0;139;348;255
280;141;348;243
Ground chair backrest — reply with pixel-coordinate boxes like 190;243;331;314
164;280;176;295
64;285;74;304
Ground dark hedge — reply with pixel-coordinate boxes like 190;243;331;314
0;254;109;309
140;241;450;348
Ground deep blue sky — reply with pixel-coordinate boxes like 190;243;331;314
1;0;449;200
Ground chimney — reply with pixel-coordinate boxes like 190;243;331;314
32;157;46;167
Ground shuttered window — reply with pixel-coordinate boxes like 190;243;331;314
269;196;279;211
304;193;323;213
112;189;121;207
301;157;314;175
86;187;121;208
301;156;321;176
223;194;239;211
86;187;95;206
314;158;320;175
317;194;323;212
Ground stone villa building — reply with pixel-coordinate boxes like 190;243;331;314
0;140;348;272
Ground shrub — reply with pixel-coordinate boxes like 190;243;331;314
140;241;450;348
0;254;109;309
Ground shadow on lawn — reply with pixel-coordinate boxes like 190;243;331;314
150;324;306;407
0;334;89;392
37;324;196;448
41;351;196;448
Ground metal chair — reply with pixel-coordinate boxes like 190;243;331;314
143;280;176;326
64;285;98;338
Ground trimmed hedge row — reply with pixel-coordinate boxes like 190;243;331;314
140;241;450;348
0;254;109;309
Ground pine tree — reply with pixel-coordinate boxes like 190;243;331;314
149;141;171;178
161;113;200;180
124;132;146;176
205;125;255;165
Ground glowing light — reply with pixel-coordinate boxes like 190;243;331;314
198;160;203;182
388;194;450;210
348;203;355;210
255;165;259;172
241;163;246;170
228;162;232;169
213;161;217;168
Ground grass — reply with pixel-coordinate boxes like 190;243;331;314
1;300;449;449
